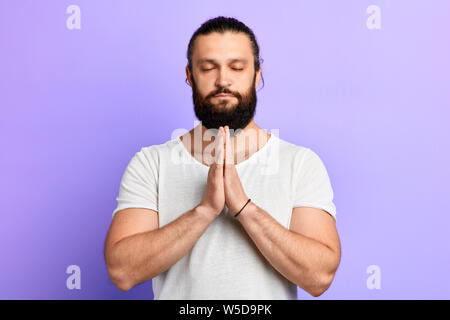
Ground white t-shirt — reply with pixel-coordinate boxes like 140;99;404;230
112;133;337;299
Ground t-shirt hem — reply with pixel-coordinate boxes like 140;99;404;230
292;203;337;222
112;204;158;218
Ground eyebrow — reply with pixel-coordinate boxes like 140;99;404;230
197;58;248;64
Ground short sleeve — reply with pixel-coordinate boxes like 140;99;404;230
112;147;159;218
292;148;337;222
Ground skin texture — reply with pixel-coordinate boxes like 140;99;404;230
104;31;341;297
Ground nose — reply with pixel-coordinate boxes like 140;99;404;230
215;66;231;89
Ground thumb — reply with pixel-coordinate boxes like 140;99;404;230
215;127;225;169
224;125;234;165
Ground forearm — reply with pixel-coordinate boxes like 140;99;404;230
236;202;338;296
108;205;215;291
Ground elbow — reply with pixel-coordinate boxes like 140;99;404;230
114;276;133;292
105;243;134;292
107;265;133;292
306;254;340;297
117;282;133;292
308;285;328;298
105;250;134;292
304;272;335;298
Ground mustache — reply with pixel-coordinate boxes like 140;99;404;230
207;89;241;99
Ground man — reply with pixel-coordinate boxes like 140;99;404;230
104;16;341;300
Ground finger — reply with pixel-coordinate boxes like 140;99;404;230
214;128;225;179
225;125;233;165
215;127;225;166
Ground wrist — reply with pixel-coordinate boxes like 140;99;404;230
229;196;251;216
236;201;258;222
194;204;220;221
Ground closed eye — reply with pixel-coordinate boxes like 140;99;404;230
201;67;244;71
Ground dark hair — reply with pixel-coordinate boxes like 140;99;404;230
186;16;264;90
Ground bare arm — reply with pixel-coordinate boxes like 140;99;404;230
105;128;231;291
105;205;215;291
105;128;227;291
236;203;341;297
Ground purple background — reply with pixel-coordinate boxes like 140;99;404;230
1;1;449;299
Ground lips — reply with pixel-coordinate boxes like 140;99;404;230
214;94;233;97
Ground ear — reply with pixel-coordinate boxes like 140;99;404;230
185;66;193;87
255;66;262;89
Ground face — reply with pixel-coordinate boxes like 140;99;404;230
187;31;261;134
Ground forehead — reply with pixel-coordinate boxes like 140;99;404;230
193;31;253;63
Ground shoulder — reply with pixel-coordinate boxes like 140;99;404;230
131;137;179;168
273;135;329;172
138;136;180;156
273;135;310;163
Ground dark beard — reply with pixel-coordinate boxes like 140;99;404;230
192;73;257;134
